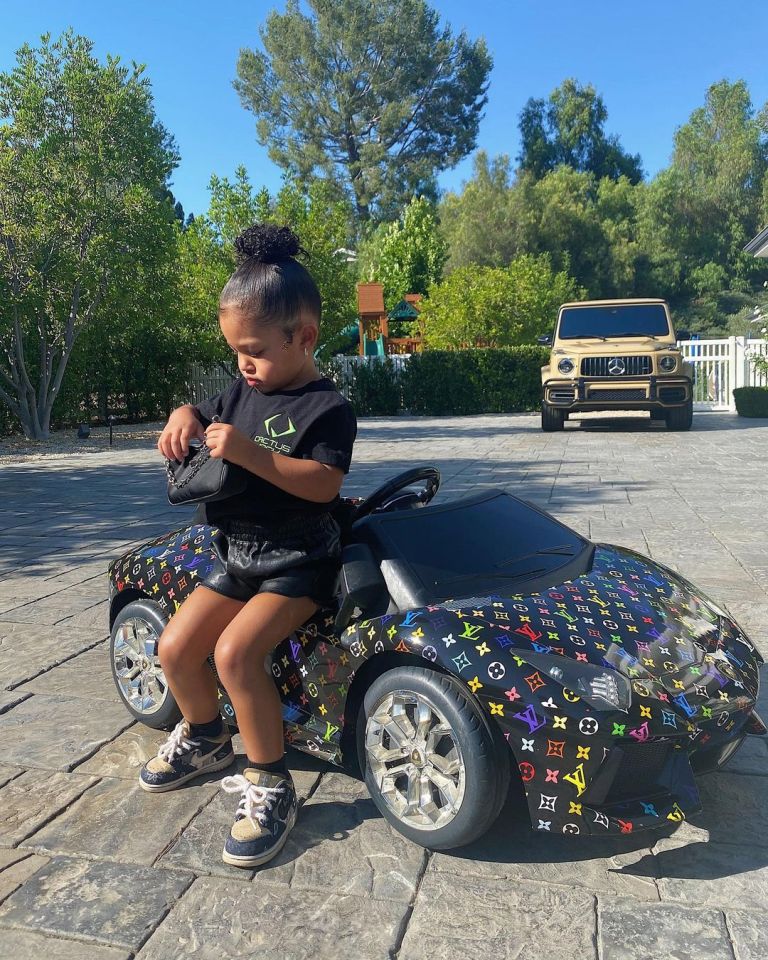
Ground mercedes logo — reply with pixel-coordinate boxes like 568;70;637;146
608;357;625;376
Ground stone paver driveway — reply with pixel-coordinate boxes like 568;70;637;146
0;411;767;959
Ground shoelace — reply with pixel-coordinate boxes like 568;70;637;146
157;721;201;762
221;774;285;828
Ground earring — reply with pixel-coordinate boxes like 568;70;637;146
304;347;308;357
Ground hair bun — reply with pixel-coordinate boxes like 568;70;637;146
234;224;303;265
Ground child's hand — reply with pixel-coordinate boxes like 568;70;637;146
203;422;254;466
158;408;206;462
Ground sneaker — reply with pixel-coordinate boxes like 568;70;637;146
139;719;234;792
220;768;298;868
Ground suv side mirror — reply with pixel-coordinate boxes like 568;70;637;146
334;542;388;637
537;333;553;346
676;330;690;342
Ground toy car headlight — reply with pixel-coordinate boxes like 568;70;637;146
558;358;575;374
521;651;632;713
660;355;677;372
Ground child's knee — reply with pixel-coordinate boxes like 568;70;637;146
213;635;254;684
158;623;194;672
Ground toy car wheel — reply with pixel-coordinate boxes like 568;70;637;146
541;402;565;432
110;599;181;730
357;666;510;849
665;399;693;431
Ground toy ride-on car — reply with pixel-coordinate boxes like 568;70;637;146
108;467;765;850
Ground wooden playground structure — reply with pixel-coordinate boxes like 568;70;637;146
356;283;424;356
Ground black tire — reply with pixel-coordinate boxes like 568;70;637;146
665;400;693;431
541;402;565;432
109;598;181;730
357;666;510;850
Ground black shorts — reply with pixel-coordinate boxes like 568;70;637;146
201;512;341;607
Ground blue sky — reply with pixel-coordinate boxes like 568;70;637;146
2;1;767;218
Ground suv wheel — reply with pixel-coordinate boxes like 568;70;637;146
665;400;693;431
541;402;565;432
357;667;510;849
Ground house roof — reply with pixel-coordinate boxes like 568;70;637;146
745;226;768;258
357;282;385;315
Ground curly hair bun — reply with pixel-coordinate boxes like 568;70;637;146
234;224;303;264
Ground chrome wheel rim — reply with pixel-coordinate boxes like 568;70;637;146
112;616;169;715
365;689;466;831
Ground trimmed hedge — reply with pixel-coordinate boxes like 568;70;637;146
401;347;549;416
323;347;549;417
733;387;768;418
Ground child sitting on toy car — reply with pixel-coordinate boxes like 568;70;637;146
139;223;357;868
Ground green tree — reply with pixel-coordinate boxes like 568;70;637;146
518;79;643;184
357;196;447;310
234;0;492;223
637;80;768;303
439;151;519;271
420;253;582;348
0;30;179;438
178;167;358;359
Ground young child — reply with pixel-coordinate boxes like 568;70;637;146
140;223;357;868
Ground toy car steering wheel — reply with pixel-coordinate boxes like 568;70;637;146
352;466;441;522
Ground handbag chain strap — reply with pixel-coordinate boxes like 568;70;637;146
166;414;222;489
165;444;214;489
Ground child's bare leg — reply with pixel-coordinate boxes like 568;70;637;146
159;584;245;723
213;592;318;763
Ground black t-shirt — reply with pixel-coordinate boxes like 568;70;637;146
193;376;357;524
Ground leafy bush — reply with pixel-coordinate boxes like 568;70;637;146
733;387;768;418
345;358;401;416
401;347;549;415
321;357;402;417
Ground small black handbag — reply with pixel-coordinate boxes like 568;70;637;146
165;416;248;505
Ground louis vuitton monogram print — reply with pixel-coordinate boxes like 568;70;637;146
109;521;763;838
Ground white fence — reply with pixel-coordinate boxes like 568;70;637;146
184;354;411;404
186;341;768;413
680;338;768;411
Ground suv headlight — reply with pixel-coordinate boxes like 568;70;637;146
558;358;575;374
521;651;632;713
660;355;677;372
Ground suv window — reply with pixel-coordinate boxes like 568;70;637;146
559;304;670;339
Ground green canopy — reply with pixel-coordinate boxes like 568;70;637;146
387;299;420;320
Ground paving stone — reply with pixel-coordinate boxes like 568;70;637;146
399;871;597;960
0;621;106;690
136;875;409;960
0;929;130;960
726;910;768;960
0;688;32;717
158;757;324;880
23;776;217;865
55;599;110;629
598;899;734;960
255;789;426;902
0;771;97;845
0;851;49;904
0;764;23;790
0;856;191;950
78;724;167;779
16;643;119;702
691;774;768;847
653;838;768;911
724;732;768;776
430;800;659;900
0;694;133;771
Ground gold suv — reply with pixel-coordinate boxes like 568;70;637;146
539;298;693;431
